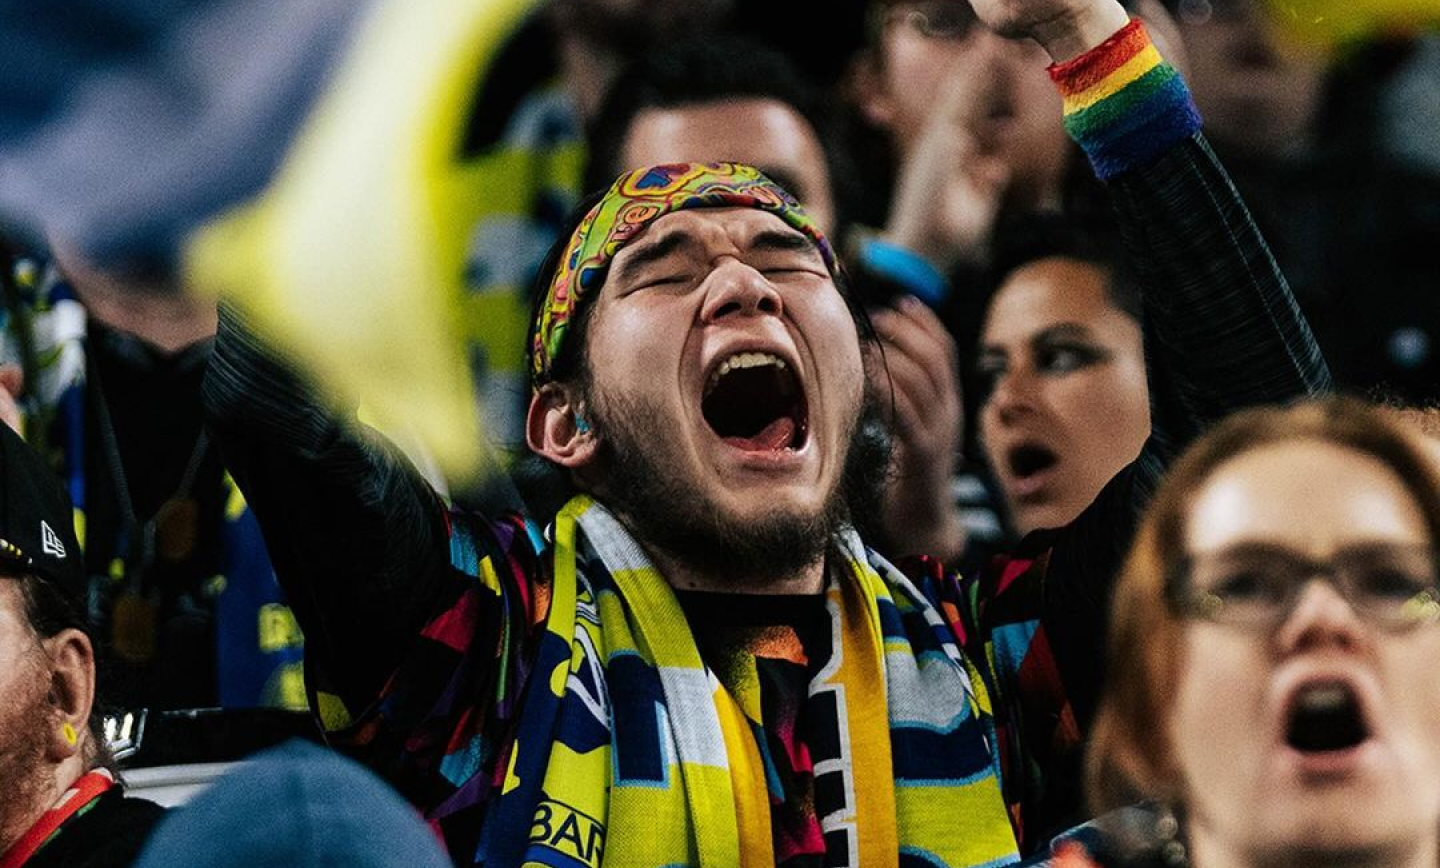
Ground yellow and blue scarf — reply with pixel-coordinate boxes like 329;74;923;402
481;497;1020;867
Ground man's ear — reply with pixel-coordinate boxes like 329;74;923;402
42;628;95;762
526;384;600;469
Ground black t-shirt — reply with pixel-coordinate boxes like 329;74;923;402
676;589;832;868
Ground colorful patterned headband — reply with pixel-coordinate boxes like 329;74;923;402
530;162;837;385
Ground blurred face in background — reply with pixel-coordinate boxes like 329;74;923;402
1170;439;1440;867
977;257;1150;534
619;98;837;233
1171;0;1328;159
861;0;1070;211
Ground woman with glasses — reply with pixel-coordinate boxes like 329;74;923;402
1061;396;1440;868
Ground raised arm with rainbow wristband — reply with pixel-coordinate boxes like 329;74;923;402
1051;19;1203;179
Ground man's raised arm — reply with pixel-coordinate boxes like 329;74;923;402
1023;0;1331;611
202;305;454;709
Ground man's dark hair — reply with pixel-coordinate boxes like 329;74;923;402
584;33;858;228
524;189;609;392
14;572;88;642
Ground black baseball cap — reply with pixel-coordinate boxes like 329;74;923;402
0;421;85;599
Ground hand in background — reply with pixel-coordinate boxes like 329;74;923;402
882;47;1011;274
870;297;968;562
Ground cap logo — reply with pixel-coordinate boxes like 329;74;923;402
41;521;66;559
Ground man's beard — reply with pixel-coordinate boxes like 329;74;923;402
0;662;59;854
585;383;892;588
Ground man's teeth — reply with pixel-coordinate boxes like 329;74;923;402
706;352;786;393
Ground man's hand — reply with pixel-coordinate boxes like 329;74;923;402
870;298;968;562
964;0;1129;62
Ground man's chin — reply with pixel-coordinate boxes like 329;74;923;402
709;486;830;525
618;496;836;588
0;683;60;845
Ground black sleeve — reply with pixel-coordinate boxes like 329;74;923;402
202;305;453;708
1041;133;1333;724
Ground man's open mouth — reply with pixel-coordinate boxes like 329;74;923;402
1285;682;1370;753
702;351;808;452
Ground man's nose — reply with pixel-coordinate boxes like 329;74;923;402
700;259;784;323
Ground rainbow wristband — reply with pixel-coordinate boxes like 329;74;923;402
1049;19;1202;180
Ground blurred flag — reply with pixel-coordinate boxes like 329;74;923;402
0;0;367;267
0;0;543;474
186;0;540;473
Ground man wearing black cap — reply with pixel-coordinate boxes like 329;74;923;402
0;423;164;868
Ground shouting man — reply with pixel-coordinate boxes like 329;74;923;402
203;0;1329;863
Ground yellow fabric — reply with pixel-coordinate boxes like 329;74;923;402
1258;0;1439;44
830;567;900;867
185;0;543;475
716;688;776;868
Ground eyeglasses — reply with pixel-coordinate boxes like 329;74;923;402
880;1;980;41
1168;542;1440;631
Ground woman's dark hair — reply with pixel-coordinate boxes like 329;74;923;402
987;212;1142;321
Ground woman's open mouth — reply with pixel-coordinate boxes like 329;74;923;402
1004;442;1059;499
1285;682;1371;754
701;351;808;453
